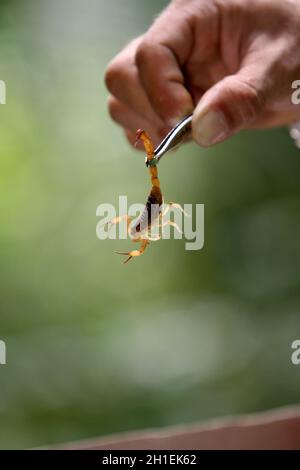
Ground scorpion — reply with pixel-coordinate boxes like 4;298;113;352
106;129;187;264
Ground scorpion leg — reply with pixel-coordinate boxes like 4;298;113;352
157;203;190;234
162;202;190;217
157;219;183;234
115;239;149;264
103;215;132;231
145;234;161;242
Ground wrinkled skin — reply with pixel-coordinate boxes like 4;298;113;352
105;0;300;148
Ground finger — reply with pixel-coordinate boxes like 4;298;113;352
105;38;165;130
135;5;195;126
192;41;288;146
108;96;170;148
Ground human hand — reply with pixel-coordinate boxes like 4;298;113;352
105;0;300;148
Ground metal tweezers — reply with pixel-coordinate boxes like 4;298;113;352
150;113;193;166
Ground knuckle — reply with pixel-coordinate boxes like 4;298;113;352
238;81;262;123
105;38;141;94
107;96;120;122
135;38;156;69
105;59;125;94
239;79;261;106
221;76;263;124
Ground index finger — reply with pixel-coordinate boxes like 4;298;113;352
135;5;194;126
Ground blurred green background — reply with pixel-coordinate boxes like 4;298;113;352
0;0;300;450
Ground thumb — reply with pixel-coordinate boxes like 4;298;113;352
192;70;266;147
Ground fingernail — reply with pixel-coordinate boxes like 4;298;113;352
194;109;229;147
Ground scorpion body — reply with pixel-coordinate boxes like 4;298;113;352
108;129;186;264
